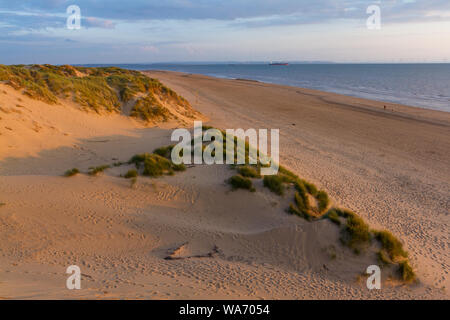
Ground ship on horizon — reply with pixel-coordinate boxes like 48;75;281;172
269;61;289;66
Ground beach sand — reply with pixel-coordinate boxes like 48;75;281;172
145;71;450;294
0;71;448;299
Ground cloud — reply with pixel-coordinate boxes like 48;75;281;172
0;0;449;23
0;1;448;40
0;0;448;64
0;11;64;32
139;45;159;53
84;17;116;29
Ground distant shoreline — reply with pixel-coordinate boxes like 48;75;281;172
136;64;450;113
74;63;450;113
145;69;450;118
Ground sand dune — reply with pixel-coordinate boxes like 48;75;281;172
145;71;449;295
0;70;448;299
0;163;443;299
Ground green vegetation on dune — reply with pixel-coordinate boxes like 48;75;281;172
263;175;285;195
0;64;191;121
294;190;309;212
377;249;392;265
130;94;170;121
64;168;80;177
129;153;185;177
196;126;416;283
325;209;341;225
294;188;310;214
228;175;255;192
59;125;416;284
290;193;314;221
153;145;175;159
302;180;318;196
316;190;329;213
124;169;138;179
373;230;408;260
88;165;111;176
340;211;371;254
237;165;261;178
398;261;416;282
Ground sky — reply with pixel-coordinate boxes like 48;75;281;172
0;0;449;64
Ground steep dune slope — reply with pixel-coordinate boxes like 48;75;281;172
0;65;205;160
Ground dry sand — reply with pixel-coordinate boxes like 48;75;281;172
0;71;449;299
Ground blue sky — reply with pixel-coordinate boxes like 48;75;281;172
0;0;449;64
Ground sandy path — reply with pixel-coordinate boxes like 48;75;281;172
145;71;450;293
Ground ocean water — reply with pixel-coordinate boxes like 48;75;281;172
84;63;450;112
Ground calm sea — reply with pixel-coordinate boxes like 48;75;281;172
83;63;450;112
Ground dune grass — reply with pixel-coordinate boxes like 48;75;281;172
294;191;309;212
373;230;408;260
316;190;329;213
277;166;298;183
377;250;392;265
143;154;174;177
340;211;371;254
237;165;261;178
288;203;308;219
129;153;148;167
302;180;318;196
294;181;310;208
325;209;341;225
129;153;185;177
331;208;355;218
64;168;80;177
286;179;332;221
59;128;416;284
398;261;416;283
263;175;285;195
69;145;190;183
199;128;416;282
260;167;330;219
289;196;315;221
153;145;174;159
130;94;170;122
129;177;138;188
88;165;111;176
124;169;138;179
0;64;191;120
228;175;255;192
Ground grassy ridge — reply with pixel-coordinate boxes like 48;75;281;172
129;153;186;177
59;107;416;283
192;127;416;283
0;64;191;121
